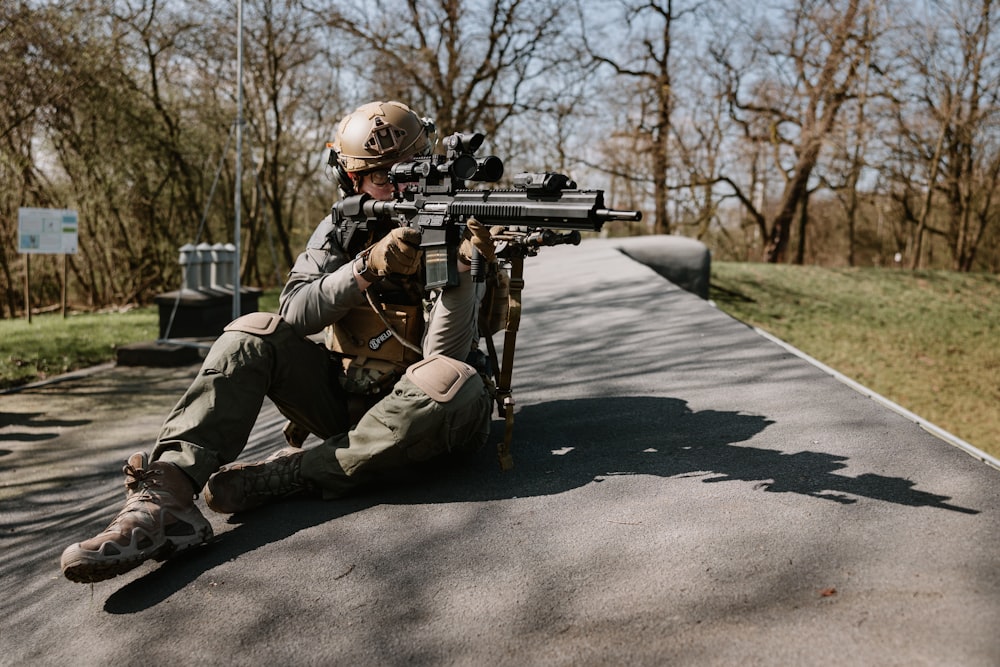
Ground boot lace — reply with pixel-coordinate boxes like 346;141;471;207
123;461;162;492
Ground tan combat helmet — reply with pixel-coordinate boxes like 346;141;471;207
331;101;434;174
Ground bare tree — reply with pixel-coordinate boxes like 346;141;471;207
669;15;751;243
578;0;704;236
713;0;872;263
199;0;341;281
884;0;1000;270
308;0;574;142
819;2;885;266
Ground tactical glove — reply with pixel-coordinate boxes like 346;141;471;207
366;226;423;277
459;217;502;265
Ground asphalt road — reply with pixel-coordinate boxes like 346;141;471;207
2;238;998;666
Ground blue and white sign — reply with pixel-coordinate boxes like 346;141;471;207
18;207;78;254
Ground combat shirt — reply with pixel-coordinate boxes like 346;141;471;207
277;213;482;363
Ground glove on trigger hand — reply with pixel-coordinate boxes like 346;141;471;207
368;227;423;277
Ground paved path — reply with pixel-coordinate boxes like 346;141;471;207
2;239;998;666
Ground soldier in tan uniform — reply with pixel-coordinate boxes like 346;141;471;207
60;101;496;583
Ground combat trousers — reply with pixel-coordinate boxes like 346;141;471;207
152;319;492;498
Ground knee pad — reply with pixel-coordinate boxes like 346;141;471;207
405;355;478;403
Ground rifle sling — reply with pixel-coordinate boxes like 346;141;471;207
492;254;524;471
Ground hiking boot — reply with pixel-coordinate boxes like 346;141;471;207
204;448;313;514
60;453;213;584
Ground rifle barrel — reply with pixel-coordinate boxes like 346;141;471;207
596;208;642;222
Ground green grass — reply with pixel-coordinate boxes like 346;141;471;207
0;291;281;391
710;262;1000;459
0;308;160;388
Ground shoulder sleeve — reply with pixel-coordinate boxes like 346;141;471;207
278;214;367;337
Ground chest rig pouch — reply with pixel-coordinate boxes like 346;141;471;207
325;299;425;419
326;302;423;367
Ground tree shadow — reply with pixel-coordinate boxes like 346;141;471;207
103;395;978;613
394;396;980;514
0;412;92;443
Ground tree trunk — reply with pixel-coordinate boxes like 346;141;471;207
794;193;810;265
764;149;817;263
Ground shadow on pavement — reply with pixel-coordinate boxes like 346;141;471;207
103;395;978;614
0;412;92;442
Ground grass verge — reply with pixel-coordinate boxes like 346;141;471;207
0;308;159;388
0;291;281;391
710;262;1000;460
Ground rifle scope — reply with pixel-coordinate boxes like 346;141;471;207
390;132;504;186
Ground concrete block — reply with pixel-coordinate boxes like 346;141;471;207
614;234;711;299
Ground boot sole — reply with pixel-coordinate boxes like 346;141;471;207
204;451;308;514
61;523;213;584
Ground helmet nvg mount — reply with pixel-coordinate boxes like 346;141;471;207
331;101;434;174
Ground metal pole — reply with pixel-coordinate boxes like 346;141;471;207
233;0;244;320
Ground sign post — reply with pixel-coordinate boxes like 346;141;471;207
17;207;79;322
24;254;30;324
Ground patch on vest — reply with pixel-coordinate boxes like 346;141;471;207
369;329;393;351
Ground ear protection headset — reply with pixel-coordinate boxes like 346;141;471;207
326;143;356;196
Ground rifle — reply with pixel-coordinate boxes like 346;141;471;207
331;132;642;469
